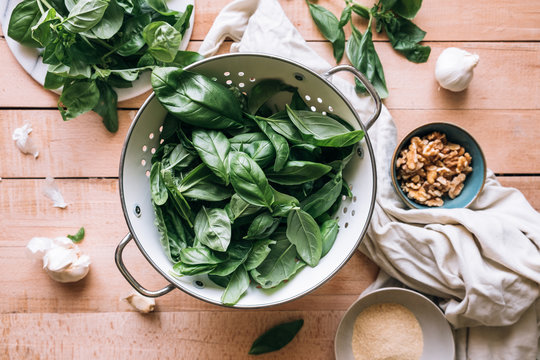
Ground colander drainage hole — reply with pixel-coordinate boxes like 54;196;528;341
357;146;364;158
133;205;141;217
194;280;204;289
345;222;349;228
294;73;304;81
305;95;311;101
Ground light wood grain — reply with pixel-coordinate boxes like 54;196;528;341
1;109;539;177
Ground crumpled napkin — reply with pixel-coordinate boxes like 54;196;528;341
199;0;540;358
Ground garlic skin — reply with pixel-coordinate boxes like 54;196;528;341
27;237;91;283
43;177;68;209
122;292;156;313
12;123;39;158
435;47;479;92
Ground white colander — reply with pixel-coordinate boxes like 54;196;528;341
115;53;381;308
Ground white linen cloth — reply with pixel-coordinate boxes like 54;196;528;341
199;1;540;358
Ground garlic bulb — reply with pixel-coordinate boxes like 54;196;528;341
27;236;91;283
435;47;479;92
122;292;156;313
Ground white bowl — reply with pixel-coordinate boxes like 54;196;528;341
335;287;455;360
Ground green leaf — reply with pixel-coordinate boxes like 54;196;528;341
161;169;193;227
93;80;119;132
150;162;168;205
58;80;100;120
229;152;274;210
164;50;204;67
64;0;109;33
285;105;364;147
179;247;225;265
245;239;276;271
346;24;389;99
320;219;339;257
248;319;304;355
251;116;289;172
192;130;231;185
143;21;182;63
247;79;296;114
146;0;179;16
306;1;345;62
338;6;352;27
270;188;300;217
244;213;279;240
182;181;233;202
8;0;42;47
351;4;370;19
194;207;231;252
381;16;430;63
116;14;152;56
162;143;195;171
90;0;123;39
31;8;59;47
226;194;262;222
67;227;85;243
172;262;216;276
266;161;332;186
173;4;193;35
235;140;276;169
44;72;65;90
153;202;186;262
222;265;250;306
151;68;243;129
388;0;423;19
286;209;322;267
300;172;343;218
210;241;252;276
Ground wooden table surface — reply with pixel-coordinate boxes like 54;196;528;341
1;0;539;358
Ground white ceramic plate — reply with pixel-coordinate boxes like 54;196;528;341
0;0;195;102
335;288;455;360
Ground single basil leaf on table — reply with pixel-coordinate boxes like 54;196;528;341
67;227;85;243
150;162;168;205
93;80;119;132
229;152;274;210
380;15;430;63
270;188;299;217
192;130;231;185
320;219;339;257
90;0;123;39
247;79;296;114
285;105;364;147
210;240;252;276
286;209;322;267
266;160;332;186
194;207;231;252
142;21;182;63
116;14;152;56
347;24;389;98
248;319;304;355
7;0;42;47
300;171;343;219
222;265;250;306
250;115;289;172
245;239;276;271
244;213;279;240
63;0;109;34
151;68;244;129
58;80;101;121
250;237;305;289
383;0;423;19
306;1;345;63
179;247;226;265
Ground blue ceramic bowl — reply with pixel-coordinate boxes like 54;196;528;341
391;122;486;209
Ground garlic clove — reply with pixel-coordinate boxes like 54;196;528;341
122;292;156;313
27;237;53;260
435;47;479;92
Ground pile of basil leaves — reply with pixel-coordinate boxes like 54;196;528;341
7;0;198;132
150;68;363;305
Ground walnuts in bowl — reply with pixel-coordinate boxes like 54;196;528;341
395;131;473;207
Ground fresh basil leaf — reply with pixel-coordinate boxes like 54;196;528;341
44;72;65;90
245;239;276;271
249;319;304;355
90;0;123;39
161;169;193;227
172;262;216;276
300;172;343;218
237;140;276;169
351;4;371;19
194;207;231;252
222;265;250;306
244;213;279;240
116;0;135;13
182;181;233;202
247;79;296;114
208;274;231;288
286;209;322;267
58;80;100;120
306;1;345;62
145;0;179;16
7;0;42;47
251;238;305;289
162;143;195;171
229;132;267;145
229;152;274;210
226;194;262;222
151;68;243;129
179;247;225;265
154;202;185;262
347;24;389;98
381;16;430;63
116;14;152;56
260;112;304;143
251;116;289;172
165;50;204;67
64;0;109;34
150;162;168;205
289;91;309;111
389;0;423;19
289;143;322;161
338;6;352;27
93;80;119;132
192;130;231;185
31;8;59;46
173;4;193;35
67;227;85;243
143;21;182;63
320;219;339;257
270;188;299;217
266;161;332;186
210;241;252;276
285;105;364;147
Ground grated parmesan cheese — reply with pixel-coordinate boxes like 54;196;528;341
352;303;423;360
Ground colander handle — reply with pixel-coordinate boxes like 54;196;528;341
115;233;176;298
323;65;382;130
